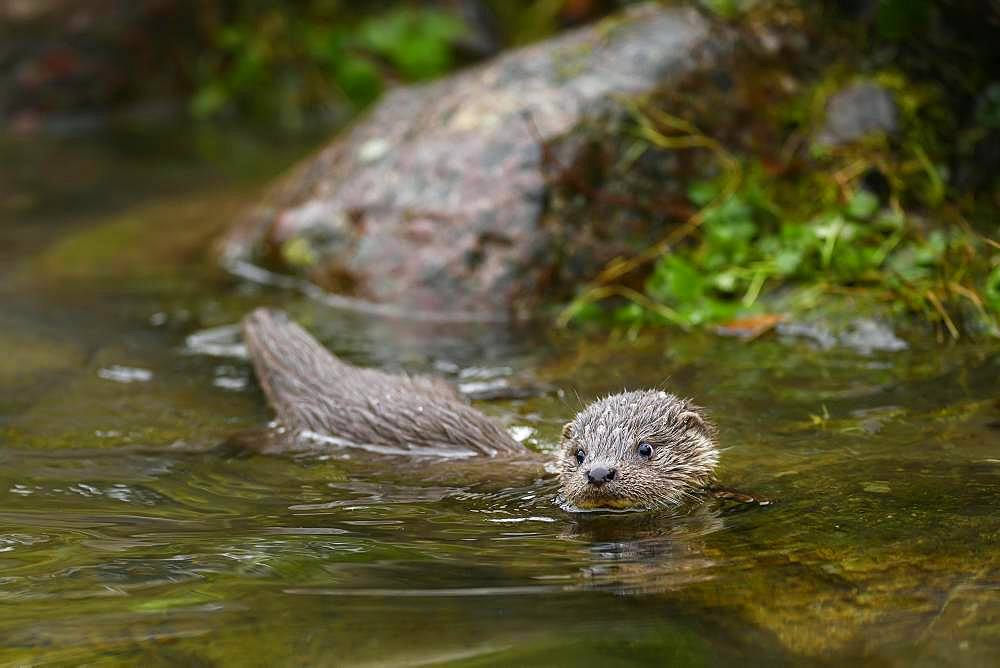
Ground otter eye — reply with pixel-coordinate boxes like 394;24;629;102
637;442;653;459
575;449;585;465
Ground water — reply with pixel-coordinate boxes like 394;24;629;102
2;131;999;666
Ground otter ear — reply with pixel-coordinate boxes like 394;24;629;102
561;422;575;441
679;410;707;433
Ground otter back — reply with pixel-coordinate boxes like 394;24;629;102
241;309;523;457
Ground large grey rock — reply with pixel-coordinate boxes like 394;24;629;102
222;4;734;320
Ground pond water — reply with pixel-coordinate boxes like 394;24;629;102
1;131;999;667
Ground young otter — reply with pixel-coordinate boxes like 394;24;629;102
558;392;719;510
242;308;720;510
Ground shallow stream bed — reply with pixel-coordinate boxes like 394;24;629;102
1;132;999;666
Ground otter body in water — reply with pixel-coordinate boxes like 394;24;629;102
242;309;521;458
242;308;720;510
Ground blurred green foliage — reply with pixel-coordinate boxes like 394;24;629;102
186;0;623;128
874;0;932;40
697;0;762;19
190;3;465;128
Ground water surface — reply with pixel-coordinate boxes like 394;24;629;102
1;131;999;666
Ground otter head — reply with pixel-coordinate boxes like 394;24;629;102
557;390;719;511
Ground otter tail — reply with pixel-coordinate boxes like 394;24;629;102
242;308;346;432
242;308;525;457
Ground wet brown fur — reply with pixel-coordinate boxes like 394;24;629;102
242;309;522;457
557;391;719;509
242;308;719;508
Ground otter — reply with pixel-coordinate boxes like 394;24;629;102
557;391;718;510
241;308;736;511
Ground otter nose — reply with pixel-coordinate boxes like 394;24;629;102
586;466;616;486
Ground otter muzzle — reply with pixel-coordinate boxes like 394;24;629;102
586;466;617;486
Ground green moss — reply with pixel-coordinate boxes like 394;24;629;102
280;236;319;270
0;333;84;386
16;188;249;290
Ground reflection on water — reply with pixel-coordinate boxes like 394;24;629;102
1;132;999;666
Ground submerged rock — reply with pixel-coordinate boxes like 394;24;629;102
777;316;908;354
222;4;738;320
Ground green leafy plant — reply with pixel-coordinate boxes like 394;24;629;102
190;5;465;127
561;101;999;338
